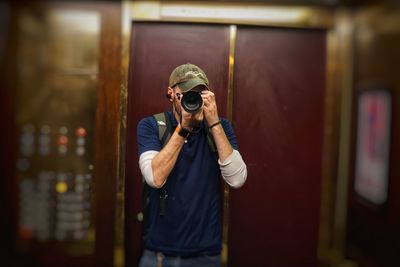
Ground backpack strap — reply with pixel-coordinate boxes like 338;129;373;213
139;112;173;239
152;112;174;217
153;112;173;147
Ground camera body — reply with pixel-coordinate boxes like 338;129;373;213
181;91;203;113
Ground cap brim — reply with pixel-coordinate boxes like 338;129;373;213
178;78;209;92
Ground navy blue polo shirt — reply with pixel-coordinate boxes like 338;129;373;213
137;111;238;256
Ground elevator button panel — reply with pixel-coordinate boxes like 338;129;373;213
17;125;94;243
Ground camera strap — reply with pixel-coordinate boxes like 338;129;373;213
204;120;217;154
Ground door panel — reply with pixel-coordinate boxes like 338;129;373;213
229;27;326;267
125;22;230;266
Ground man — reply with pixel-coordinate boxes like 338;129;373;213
137;63;247;267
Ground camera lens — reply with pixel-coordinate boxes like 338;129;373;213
181;91;203;113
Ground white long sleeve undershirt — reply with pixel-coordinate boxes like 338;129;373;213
139;149;247;188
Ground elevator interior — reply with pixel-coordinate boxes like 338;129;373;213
1;1;399;267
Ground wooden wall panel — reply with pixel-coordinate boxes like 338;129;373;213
95;2;122;267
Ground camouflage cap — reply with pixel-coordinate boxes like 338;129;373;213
169;63;209;92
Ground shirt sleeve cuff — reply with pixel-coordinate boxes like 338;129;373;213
218;150;247;188
139;150;163;188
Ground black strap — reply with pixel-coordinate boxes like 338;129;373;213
141;182;151;241
161;111;172;146
157;112;173;216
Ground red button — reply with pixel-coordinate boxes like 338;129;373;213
76;127;87;137
58;136;68;145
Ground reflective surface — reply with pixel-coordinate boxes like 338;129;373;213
15;9;99;255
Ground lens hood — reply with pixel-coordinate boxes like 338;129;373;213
181;91;203;113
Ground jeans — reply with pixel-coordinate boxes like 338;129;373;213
139;249;221;267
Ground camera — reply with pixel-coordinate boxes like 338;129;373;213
181;91;203;113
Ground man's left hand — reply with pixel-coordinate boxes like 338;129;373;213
201;90;219;125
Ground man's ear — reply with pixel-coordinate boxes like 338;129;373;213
166;87;174;101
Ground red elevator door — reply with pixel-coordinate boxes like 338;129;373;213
229;27;326;267
125;22;230;266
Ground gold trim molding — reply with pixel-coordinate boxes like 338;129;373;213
221;25;237;267
126;1;332;28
